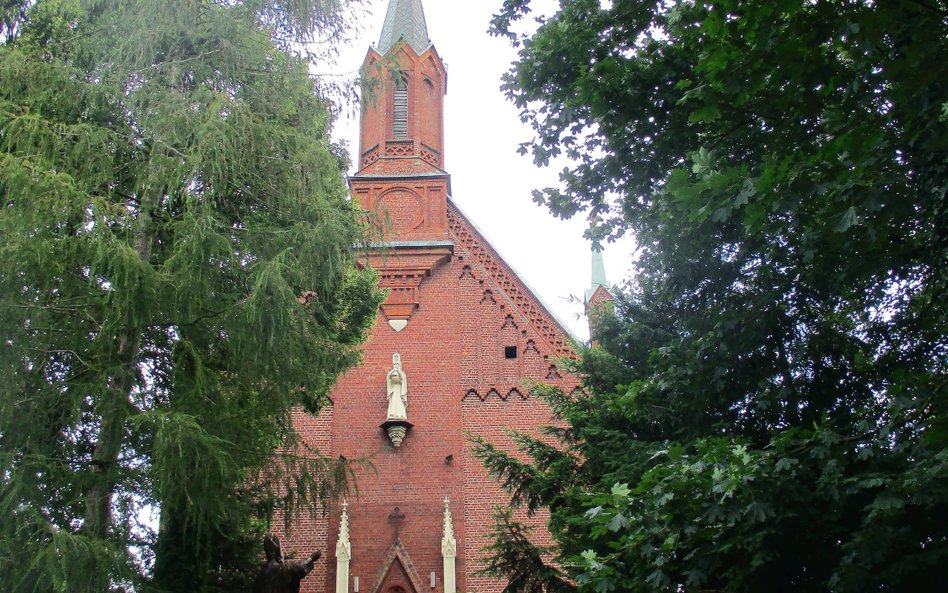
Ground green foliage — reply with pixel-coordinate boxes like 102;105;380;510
478;509;574;593
0;1;383;591
479;1;947;592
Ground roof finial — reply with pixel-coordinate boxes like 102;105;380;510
336;500;351;561
441;497;456;558
378;0;431;54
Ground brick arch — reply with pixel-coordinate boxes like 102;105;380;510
370;540;424;593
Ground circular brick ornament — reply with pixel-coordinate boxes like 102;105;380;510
377;188;425;233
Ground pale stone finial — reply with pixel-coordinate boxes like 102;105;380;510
336;501;351;561
441;497;456;558
336;501;351;593
442;497;457;593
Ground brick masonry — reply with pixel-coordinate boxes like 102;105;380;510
278;27;580;593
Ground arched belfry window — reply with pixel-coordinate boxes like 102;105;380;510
392;76;408;138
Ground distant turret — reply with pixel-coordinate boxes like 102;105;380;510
584;248;614;345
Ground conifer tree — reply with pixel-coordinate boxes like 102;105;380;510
0;1;382;591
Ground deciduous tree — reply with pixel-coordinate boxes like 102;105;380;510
477;1;947;591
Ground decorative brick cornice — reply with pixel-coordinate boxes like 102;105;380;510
462;385;586;402
362;244;453;323
447;203;576;359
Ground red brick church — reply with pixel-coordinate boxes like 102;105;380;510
282;2;605;592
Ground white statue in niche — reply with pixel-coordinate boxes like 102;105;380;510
386;353;408;421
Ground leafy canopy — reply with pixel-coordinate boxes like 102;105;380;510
0;1;382;592
477;1;947;592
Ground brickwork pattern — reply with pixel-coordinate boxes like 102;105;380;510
419;144;441;168
461;397;558;593
351;180;450;242
358;45;446;179
285;207;579;593
279;406;335;589
362;145;381;168
284;19;578;593
357;157;443;177
448;205;576;360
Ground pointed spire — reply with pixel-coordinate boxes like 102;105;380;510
585;247;615;344
378;0;431;55
586;248;608;302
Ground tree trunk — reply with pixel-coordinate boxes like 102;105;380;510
81;201;156;544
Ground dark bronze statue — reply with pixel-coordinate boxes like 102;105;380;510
253;535;321;593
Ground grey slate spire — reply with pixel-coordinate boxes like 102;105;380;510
378;0;431;55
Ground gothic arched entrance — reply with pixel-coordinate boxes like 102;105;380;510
370;540;424;593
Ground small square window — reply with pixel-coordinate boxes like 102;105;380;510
504;346;518;359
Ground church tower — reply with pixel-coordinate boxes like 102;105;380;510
283;2;580;592
585;249;615;346
350;0;451;327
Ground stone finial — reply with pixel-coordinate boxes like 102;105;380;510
336;501;351;561
335;502;351;593
441;497;457;593
441;497;456;558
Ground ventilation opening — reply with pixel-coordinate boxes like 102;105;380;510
504;346;518;359
393;78;408;138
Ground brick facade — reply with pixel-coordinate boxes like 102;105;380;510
279;7;579;593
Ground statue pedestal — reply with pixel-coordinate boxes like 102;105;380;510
380;419;414;448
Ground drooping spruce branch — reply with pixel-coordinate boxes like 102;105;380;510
0;1;383;592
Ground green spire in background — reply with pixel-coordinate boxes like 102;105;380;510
586;248;608;302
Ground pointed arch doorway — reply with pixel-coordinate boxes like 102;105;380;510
371;540;426;593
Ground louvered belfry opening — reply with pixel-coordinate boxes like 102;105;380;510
393;78;408;138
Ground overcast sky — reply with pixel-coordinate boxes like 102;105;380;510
326;0;637;341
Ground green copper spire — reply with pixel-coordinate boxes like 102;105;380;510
378;0;431;55
586;248;608;301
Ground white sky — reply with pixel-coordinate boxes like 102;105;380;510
326;0;637;341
